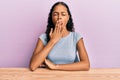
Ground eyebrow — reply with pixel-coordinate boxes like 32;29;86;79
53;12;67;14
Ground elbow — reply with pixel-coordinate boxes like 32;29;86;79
29;58;38;71
30;66;36;71
29;63;37;71
81;61;90;71
85;66;90;71
85;62;90;71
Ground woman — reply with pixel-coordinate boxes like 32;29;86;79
30;2;90;71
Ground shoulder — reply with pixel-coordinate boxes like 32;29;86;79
71;31;83;43
39;33;47;38
39;33;47;45
71;31;82;38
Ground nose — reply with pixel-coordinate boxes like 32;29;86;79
58;18;62;21
58;15;62;20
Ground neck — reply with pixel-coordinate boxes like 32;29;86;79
62;29;70;37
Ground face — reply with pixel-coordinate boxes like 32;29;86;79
52;4;69;28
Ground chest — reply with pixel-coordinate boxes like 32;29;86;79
47;37;77;64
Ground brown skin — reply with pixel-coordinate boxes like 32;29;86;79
52;4;69;34
29;4;90;71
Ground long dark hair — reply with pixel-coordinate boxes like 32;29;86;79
45;2;74;42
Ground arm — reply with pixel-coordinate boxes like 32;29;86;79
30;20;63;71
45;38;90;71
29;39;56;71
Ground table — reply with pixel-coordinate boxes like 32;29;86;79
0;68;120;80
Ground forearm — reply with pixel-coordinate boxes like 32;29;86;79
30;40;55;71
55;61;90;71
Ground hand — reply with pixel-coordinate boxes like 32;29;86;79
39;64;47;68
49;20;63;44
45;59;57;70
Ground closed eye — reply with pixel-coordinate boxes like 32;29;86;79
61;12;67;16
53;13;58;16
62;13;66;16
52;12;58;16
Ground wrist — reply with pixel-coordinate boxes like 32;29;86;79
54;64;60;70
50;39;57;44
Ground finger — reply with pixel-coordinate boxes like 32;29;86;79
59;21;63;33
54;20;58;32
49;28;53;36
59;23;62;33
56;21;61;33
45;59;52;64
45;59;48;64
45;59;51;64
60;22;63;32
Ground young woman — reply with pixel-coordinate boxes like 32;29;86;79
30;2;90;71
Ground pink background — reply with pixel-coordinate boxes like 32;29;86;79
0;0;120;68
